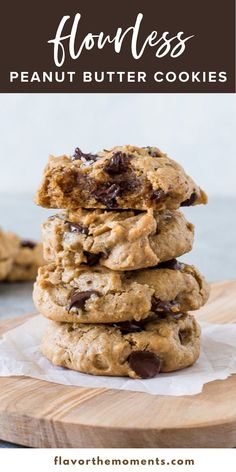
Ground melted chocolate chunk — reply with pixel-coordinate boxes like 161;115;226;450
72;147;98;162
92;178;139;208
151;298;180;313
119;179;138;193
68;290;99;311
151;189;166;202
104;152;130;175
66;221;89;235
92;183;121;207
112;321;143;334
180;192;198;207
128;351;161;378
20;240;36;249
83;251;103;266
157;259;183;270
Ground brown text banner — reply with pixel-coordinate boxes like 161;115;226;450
1;0;235;92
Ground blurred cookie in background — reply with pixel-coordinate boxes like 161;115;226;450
0;228;45;282
0;229;19;280
6;240;45;282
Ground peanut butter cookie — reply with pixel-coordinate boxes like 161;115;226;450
41;313;201;378
36;145;207;211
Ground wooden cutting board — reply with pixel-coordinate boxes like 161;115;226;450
0;280;236;448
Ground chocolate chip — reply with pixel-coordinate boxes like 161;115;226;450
151;311;183;320
180;192;198;207
68;290;99;311
119;179;138;193
112;321;143;334
128;351;161;378
157;259;183;270
145;147;162;157
92;183;122;208
151;298;180;313
104;152;130;175
179;329;189;344
20;240;36;249
72;147;98;162
151;189;166;202
92;178;139;208
83;251;103;266
65;221;89;235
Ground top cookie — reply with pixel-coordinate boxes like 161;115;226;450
35;145;207;211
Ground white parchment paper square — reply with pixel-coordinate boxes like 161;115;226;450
0;316;236;396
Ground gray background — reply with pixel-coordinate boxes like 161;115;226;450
0;94;235;196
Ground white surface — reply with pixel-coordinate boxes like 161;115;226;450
1;316;236;396
0;94;235;196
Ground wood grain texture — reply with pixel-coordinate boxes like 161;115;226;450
0;281;236;448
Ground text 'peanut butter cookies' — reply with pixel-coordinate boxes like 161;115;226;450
33;260;209;324
42;209;194;271
41;313;201;378
35;145;207;211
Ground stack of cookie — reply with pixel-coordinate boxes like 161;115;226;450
33;145;209;379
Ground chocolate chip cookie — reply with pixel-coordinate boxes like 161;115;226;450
41;313;201;378
0;229;20;280
33;260;209;324
35;145;207;211
6;240;45;282
42;209;194;271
